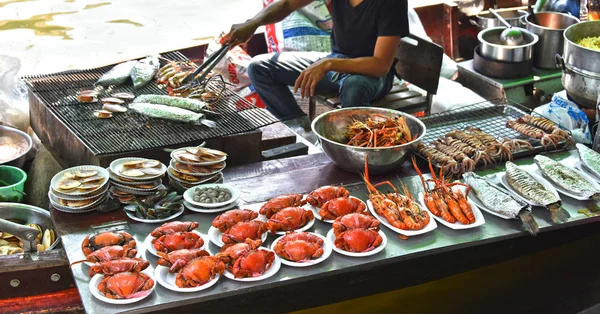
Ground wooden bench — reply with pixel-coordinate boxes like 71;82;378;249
308;34;444;119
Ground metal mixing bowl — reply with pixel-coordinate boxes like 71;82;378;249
311;107;426;175
0;125;33;168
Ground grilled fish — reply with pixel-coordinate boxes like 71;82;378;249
131;55;159;89
462;172;538;235
505;161;570;223
96;61;137;87
129;103;216;127
576;143;600;178
534;155;600;200
133;95;208;113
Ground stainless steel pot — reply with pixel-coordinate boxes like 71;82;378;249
0;125;33;169
478;27;539;62
0;203;59;254
471;9;528;30
557;20;600;108
524;12;579;69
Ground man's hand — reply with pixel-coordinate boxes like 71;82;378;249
293;59;332;99
221;20;259;49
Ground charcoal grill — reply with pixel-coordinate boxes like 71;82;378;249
24;51;279;167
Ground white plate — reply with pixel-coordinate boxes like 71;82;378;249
270;232;332;267
208;225;268;247
143;231;207;258
170;147;227;166
155;265;220;292
497;172;561;207
307;196;367;224
110;184;161;196
89;271;155;304
49;184;109;201
110;180;161;193
169;159;226;177
533;166;600;201
48;191;106;211
183;184;241;209
223;248;281;282
184;200;239;213
326;229;387;257
417;189;485;230
270;212;315;235
366;200;437;236
124;205;184;223
50;166;110;196
110;157;167;181
167;169;223;185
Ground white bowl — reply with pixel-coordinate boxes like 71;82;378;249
183;184;240;209
270;232;332;267
326;229;387;257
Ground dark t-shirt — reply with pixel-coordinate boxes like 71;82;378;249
330;0;409;58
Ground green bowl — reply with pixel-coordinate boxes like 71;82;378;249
0;166;27;202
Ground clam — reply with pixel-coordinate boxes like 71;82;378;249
186;148;199;155
42;229;55;249
136;183;157;189
123;160;145;169
111;92;135;100
101;97;125;104
82;175;104;184
142;160;160;168
118;195;134;202
140;167;163;176
76;169;98;178
177;152;201;162
77;94;97;103
37;244;46;253
63;172;76;179
58;198;69;206
103;103;128;113
94;110;112;119
1;232;14;239
58;179;81;190
67;199;93;207
120;169;145;177
0;246;23;255
79;90;100;96
202;148;227;157
28;224;43;244
77;183;100;191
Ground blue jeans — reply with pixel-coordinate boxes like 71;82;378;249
247;51;394;121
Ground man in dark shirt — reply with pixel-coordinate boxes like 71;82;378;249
222;0;409;139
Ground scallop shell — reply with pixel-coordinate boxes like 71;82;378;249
66;199;93;207
63;172;76;179
123;160;145;169
77;183;100;191
76;170;98;178
177;152;201;162
103;103;128;113
142;160;160;168
77;95;97;103
120;169;145;177
140;167;163;175
58;179;81;190
94;110;112;119
101;97;125;104
111;92;135;100
82;176;104;184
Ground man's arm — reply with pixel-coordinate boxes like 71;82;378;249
222;0;314;47
294;36;401;98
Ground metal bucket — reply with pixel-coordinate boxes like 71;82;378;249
524;12;579;69
478;27;539;62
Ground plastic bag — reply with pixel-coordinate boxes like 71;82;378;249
206;36;253;91
533;91;592;144
430;77;486;114
592;92;600;151
0;55;29;132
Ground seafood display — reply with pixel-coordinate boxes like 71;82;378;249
97;271;154;299
222;220;268;244
70;245;138;266
230;248;276;278
156;60;198;89
345;114;414;147
412;158;476;225
212;209;259;232
363;157;431;231
175;256;225;288
0;223;55;255
462;172;538;235
156;249;210;272
124;190;184;220
55;169;105;193
48;166;110;212
307;186;350;208
576;143;600;178
151;221;199;238
168;147;228;191
319;197;367;221
0;134;29;163
332;213;383;253
192;186;232;204
96;60;138;87
506;114;571;148
267;207;314;234
260;194;305;218
82;231;136;257
534;155;600;200
153;232;204;253
130;55;160;89
89;258;150;277
116;158;163;178
504;161;570;223
272;232;324;262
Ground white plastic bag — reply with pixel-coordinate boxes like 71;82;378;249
206;36;253;91
0;55;29;132
533;91;592;144
430;77;486;114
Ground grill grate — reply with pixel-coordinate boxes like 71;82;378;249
22;51;279;156
416;99;569;169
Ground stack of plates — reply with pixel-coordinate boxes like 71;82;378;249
49;166;110;213
167;147;227;189
108;158;167;203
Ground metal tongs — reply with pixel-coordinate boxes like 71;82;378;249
180;44;231;86
0;218;40;252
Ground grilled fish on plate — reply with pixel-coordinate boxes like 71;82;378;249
504;161;570;224
576;143;600;179
534;155;600;200
462;172;538;235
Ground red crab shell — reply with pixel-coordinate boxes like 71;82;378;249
231;249;275;278
89;257;149;277
332;213;380;237
307;186;350;208
97;271;154;299
267;207;314;234
212;209;259;232
273;232;324;262
153;232;204;253
259;194;305;218
150;221;199;238
175;256;225;288
71;245;138;266
319;197;367;221
222;220;268;245
216;238;263;266
334;228;383;253
156;249;210;273
81;231;136;257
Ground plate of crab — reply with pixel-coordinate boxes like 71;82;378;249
142;221;208;258
208;209;269;247
87;257;156;304
362;157;437;237
154;249;226;292
299;185;368;224
253;195;317;234
326;213;387;257
412;158;486;230
270;231;332;267
70;231;141;268
216;240;281;282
